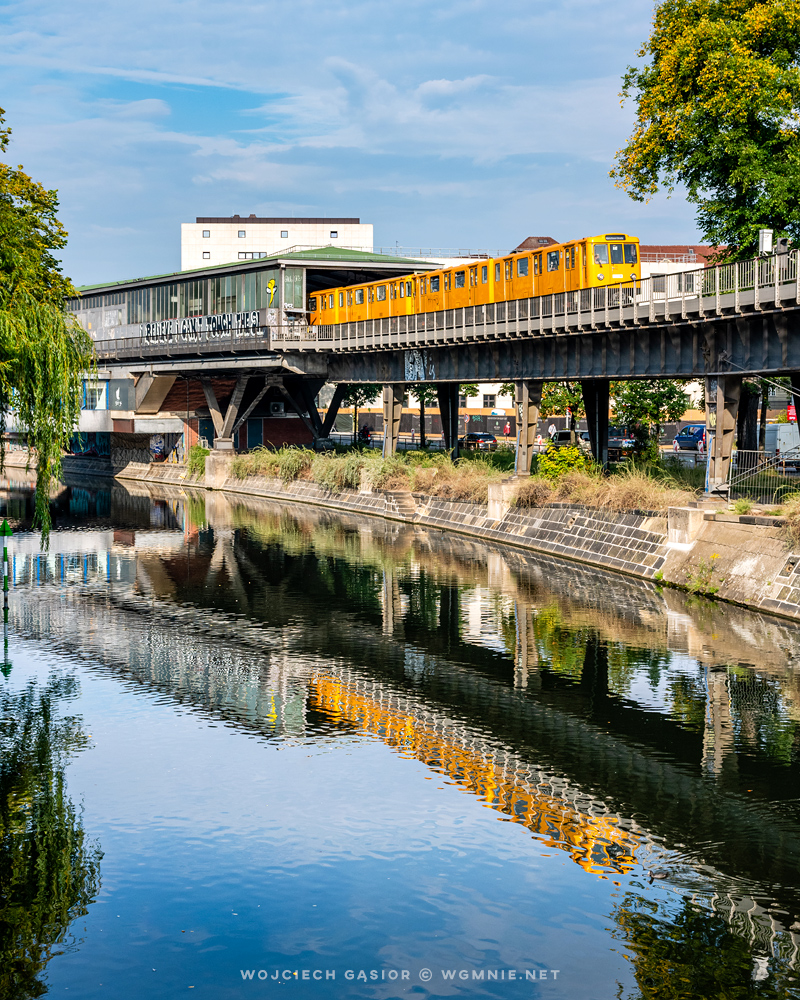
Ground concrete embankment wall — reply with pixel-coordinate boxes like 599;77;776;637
108;458;800;624
6;452;799;623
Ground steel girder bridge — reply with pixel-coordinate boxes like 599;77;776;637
94;250;800;485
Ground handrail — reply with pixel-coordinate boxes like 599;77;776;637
91;248;800;361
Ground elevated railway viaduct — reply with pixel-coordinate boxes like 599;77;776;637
78;247;800;487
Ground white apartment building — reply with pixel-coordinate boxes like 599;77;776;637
181;216;374;270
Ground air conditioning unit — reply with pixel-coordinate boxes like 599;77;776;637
270;401;285;415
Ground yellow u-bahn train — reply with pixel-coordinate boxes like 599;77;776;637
308;232;640;325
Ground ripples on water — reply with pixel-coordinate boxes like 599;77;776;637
1;479;800;997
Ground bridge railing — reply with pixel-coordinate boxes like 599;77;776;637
92;249;800;360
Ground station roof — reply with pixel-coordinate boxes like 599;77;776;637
75;245;436;296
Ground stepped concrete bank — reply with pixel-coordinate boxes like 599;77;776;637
3;452;799;623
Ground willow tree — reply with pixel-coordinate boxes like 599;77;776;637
0;109;93;531
611;1;800;258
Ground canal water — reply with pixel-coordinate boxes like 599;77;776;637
2;479;800;999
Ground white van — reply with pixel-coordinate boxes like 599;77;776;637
764;422;800;456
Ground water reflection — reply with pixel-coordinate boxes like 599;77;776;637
0;673;100;999
5;480;800;993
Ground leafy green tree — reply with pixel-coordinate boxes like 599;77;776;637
0;109;93;531
341;384;381;443
408;385;438;448
611;379;691;457
541;382;585;435
612;1;800;258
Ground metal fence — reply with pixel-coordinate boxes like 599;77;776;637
728;448;800;505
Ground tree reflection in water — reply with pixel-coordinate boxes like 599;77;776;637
0;674;100;999
613;894;797;999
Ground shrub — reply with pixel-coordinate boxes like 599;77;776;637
187;444;210;478
732;497;753;514
537;445;593;481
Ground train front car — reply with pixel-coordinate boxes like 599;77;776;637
586;233;640;287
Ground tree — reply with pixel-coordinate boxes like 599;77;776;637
0;109;93;532
611;1;800;258
540;382;585;439
341;384;381;443
611;379;691;456
408;385;438;448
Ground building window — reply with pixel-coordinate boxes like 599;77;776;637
83;384;107;410
238;230;246;238
330;230;338;238
203;252;211;259
483;394;496;410
281;230;289;238
202;230;210;238
459;395;467;409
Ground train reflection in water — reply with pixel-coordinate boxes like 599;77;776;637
7;480;800;978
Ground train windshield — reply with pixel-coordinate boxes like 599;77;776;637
624;244;638;264
609;244;624;264
593;245;609;265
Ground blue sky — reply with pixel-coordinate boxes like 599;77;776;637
0;0;698;286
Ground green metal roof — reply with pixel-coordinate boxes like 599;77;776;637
74;245;432;294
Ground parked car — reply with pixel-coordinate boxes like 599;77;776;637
608;425;636;460
673;424;706;451
548;429;592;454
459;431;497;451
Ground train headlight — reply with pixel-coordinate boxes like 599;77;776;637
597;273;604;280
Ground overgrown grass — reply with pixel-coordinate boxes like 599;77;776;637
231;446;313;483
513;467;698;512
783;494;800;550
187;444;210;478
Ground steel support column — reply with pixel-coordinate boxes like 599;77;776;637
582;379;610;470
382;383;405;457
706;374;742;489
514;379;543;476
436;383;459;458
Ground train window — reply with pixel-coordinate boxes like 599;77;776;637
406;281;413;296
421;277;426;294
593;245;609;265
444;273;450;290
355;289;364;304
504;260;512;280
376;285;387;301
329;293;334;309
308;297;317;311
571;248;576;268
534;253;542;275
495;262;501;281
347;291;352;306
517;257;529;277
340;292;345;307
368;288;374;302
624;243;638;264
609;244;624;265
547;250;560;272
430;275;440;292
399;283;405;298
482;265;488;283
454;271;465;288
470;267;477;286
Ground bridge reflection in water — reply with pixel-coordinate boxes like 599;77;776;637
6;479;800;981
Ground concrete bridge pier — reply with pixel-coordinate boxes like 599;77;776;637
382;383;405;457
707;374;742;489
515;380;543;476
